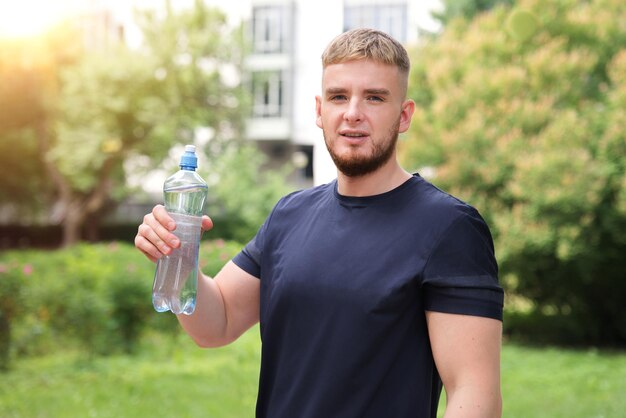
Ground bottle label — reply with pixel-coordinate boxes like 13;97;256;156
169;213;203;241
152;212;202;315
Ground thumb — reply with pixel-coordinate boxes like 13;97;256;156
201;215;214;233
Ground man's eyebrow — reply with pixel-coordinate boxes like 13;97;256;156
325;87;348;95
364;88;391;96
324;87;391;95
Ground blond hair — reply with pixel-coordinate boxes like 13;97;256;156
321;28;410;75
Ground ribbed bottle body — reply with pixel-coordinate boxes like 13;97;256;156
152;147;207;315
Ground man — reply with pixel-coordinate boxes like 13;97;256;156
135;28;504;418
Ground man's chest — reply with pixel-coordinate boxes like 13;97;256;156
260;209;430;317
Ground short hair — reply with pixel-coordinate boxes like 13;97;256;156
321;28;410;75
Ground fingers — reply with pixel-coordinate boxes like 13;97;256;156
153;204;176;231
135;206;216;263
201;215;214;233
134;205;180;263
134;234;160;263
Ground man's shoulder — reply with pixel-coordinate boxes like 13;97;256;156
408;175;485;229
275;181;335;210
410;175;475;210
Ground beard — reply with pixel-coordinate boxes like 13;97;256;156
324;121;400;178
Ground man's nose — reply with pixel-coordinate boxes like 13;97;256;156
343;98;364;123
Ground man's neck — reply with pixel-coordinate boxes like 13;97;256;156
336;161;412;197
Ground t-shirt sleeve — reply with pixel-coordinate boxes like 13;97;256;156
232;191;299;280
422;208;504;321
232;220;266;278
232;237;261;278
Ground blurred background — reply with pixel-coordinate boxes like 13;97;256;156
1;0;624;417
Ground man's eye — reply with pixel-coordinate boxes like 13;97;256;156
330;95;347;101
368;96;384;102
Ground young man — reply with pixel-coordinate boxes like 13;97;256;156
135;28;504;418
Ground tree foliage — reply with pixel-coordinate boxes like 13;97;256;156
433;0;515;25
48;47;173;244
135;0;248;143
205;143;293;243
0;29;78;219
400;0;626;344
0;1;248;246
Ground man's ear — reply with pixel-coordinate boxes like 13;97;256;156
315;96;323;129
398;99;415;133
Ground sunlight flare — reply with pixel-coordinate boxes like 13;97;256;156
0;0;69;38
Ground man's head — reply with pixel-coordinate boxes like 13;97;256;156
321;28;411;97
316;29;415;178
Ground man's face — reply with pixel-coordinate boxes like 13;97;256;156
315;60;414;177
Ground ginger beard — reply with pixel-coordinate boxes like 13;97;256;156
323;119;400;178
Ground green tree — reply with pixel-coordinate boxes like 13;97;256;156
433;0;515;25
206;143;293;243
0;28;79;221
135;0;248;148
400;0;626;344
49;47;170;244
0;1;248;246
50;1;247;246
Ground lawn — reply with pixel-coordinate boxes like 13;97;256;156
0;330;261;418
1;326;624;417
499;344;625;418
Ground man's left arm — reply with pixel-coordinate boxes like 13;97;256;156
426;311;503;418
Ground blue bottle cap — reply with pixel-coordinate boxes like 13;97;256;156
180;145;198;170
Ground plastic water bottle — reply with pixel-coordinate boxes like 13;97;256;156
152;145;208;315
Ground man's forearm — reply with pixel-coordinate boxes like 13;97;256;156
176;270;230;347
443;386;502;418
175;260;261;348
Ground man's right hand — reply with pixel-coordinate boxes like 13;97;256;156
134;204;214;263
135;205;259;347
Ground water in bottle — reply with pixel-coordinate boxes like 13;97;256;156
152;145;208;315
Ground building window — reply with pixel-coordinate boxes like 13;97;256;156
252;71;285;118
296;145;314;180
252;5;290;54
343;3;408;43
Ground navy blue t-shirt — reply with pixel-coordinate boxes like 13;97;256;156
233;175;503;418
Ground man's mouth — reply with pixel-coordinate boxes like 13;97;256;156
340;130;369;139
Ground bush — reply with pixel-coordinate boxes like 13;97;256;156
0;260;26;370
199;239;244;277
0;239;244;369
400;0;626;345
0;243;154;365
503;310;588;346
10;243;154;359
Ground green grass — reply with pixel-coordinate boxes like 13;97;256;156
0;329;261;418
499;345;625;418
1;329;624;418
